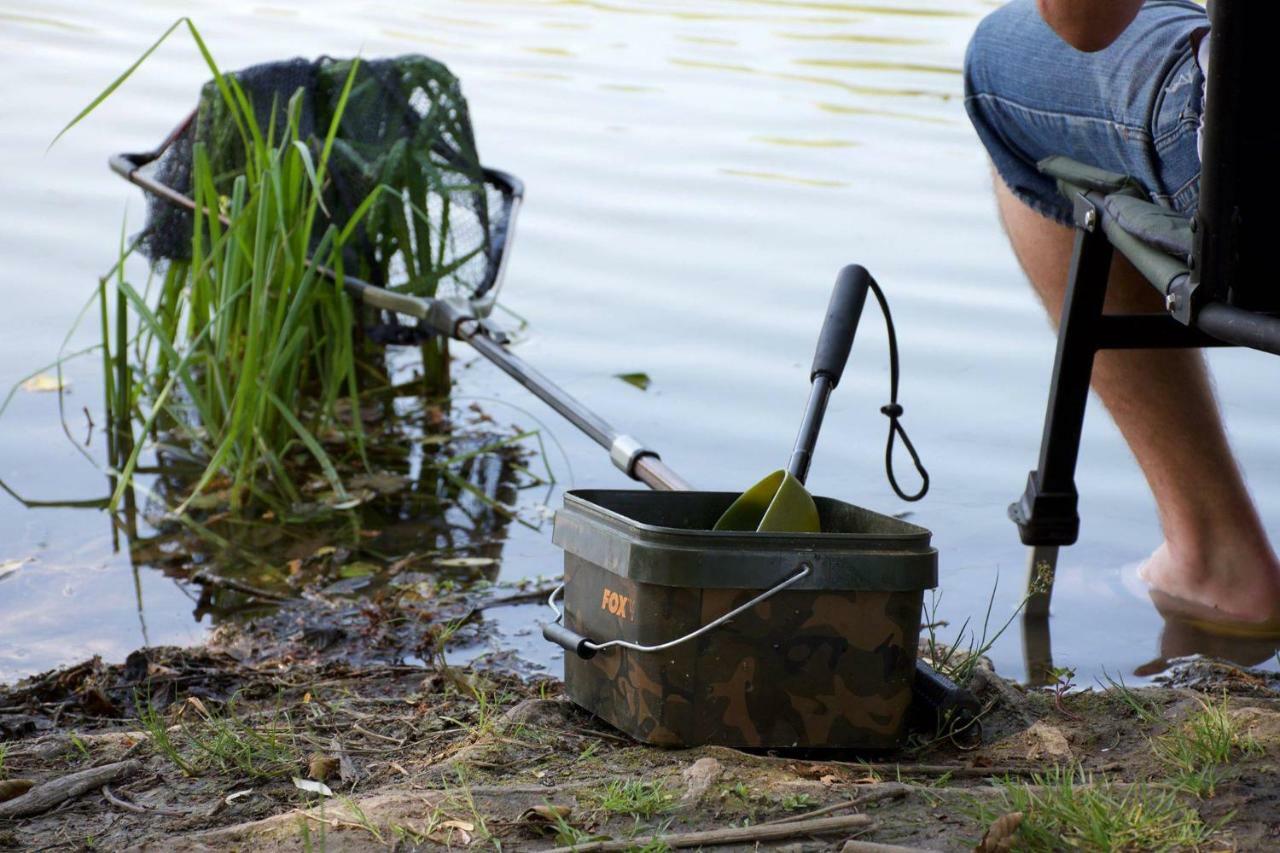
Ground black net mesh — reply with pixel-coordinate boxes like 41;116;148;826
140;55;514;322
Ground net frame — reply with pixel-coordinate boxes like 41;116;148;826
109;58;523;333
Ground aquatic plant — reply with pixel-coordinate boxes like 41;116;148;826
49;20;374;514
55;20;499;516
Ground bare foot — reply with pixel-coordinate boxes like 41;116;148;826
1139;540;1280;624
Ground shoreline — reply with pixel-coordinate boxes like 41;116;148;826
2;604;1278;851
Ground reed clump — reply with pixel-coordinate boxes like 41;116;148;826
63;21;493;516
107;66;363;516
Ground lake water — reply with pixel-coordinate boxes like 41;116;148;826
3;0;1278;687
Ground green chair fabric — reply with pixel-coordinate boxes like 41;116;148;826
1102;194;1194;261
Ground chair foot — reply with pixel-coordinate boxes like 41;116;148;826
1010;471;1080;547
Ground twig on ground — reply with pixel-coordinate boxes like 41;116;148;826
190;570;292;603
870;764;1045;779
101;785;147;814
759;784;912;825
352;723;404;746
0;760;141;819
841;840;938;853
101;785;186;817
475;586;560;609
540;813;873;852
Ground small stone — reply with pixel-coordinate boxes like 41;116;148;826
1022;721;1072;762
681;756;723;802
1228;707;1280;751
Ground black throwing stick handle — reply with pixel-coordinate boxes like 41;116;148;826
810;264;872;388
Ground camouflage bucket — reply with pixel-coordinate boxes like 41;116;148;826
544;489;938;749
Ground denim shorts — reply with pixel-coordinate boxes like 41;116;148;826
964;0;1206;225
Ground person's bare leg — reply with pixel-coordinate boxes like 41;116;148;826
995;180;1280;622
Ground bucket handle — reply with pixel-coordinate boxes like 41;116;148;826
542;562;812;659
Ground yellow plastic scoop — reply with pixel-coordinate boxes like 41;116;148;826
715;266;872;533
713;469;819;532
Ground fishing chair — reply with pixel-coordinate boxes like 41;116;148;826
1010;0;1280;670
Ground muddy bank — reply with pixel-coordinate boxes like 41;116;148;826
2;615;1280;852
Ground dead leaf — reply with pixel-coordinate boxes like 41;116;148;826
388;553;421;573
328;488;376;510
518;804;572;834
328;736;359;784
429;819;474;846
435;557;497;569
225;789;254;804
307;754;340;782
292;777;334;797
975;811;1023;853
0;779;35;803
338;561;380;579
174;696;211;722
615;372;651;391
21;374;67;393
819;774;840;786
77;684;120;717
348;472;407;495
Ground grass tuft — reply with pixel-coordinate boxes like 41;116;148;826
975;765;1217;852
1152;694;1262;798
1100;669;1160;725
138;695;302;781
780;792;816;811
102;50;369;515
137;696;197;776
55;20;469;517
591;780;677;819
921;567;1040;687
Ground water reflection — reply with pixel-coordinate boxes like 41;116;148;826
752;136;858;148
0;377;542;682
775;31;933;45
719;168;849;188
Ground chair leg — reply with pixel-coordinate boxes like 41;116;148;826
1011;217;1115;617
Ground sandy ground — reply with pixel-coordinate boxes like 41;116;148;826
2;611;1279;852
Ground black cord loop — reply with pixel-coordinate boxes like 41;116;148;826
866;276;929;502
